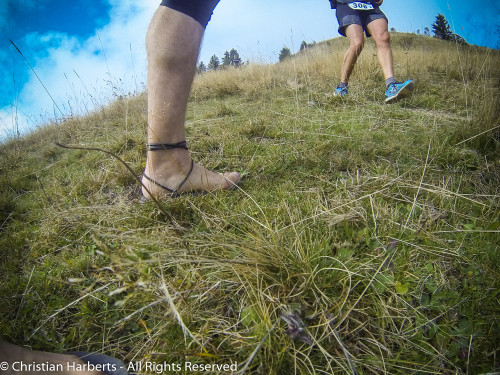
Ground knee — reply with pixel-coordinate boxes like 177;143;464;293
350;39;365;54
375;31;391;48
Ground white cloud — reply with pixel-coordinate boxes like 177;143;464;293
0;0;158;140
0;106;38;140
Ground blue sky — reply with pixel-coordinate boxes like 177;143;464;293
0;0;498;138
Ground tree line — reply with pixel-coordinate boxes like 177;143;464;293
395;13;467;45
197;39;318;73
412;14;466;45
197;48;242;74
199;14;469;73
279;40;317;62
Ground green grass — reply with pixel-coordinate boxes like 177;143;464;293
1;33;499;374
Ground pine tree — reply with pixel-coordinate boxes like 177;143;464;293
432;13;452;40
431;14;466;45
222;51;231;67
279;46;291;62
208;55;220;71
197;61;206;74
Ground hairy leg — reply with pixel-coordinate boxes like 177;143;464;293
340;24;365;84
366;18;394;80
143;6;240;198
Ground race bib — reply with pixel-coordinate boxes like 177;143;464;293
349;2;374;10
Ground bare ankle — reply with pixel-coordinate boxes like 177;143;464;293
145;148;191;175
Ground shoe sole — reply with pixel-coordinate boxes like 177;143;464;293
385;81;415;104
332;92;347;97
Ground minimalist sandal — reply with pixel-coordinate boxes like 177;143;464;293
142;141;195;197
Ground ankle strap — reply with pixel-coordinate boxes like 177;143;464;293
147;141;188;151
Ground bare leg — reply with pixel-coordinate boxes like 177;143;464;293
366;18;394;80
340;24;365;84
143;6;240;199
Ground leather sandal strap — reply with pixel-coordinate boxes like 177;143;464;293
142;173;175;193
172;160;195;195
147;141;188;151
142;160;195;196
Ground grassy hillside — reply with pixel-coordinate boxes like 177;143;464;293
0;33;499;374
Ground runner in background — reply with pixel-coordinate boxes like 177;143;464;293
330;0;415;103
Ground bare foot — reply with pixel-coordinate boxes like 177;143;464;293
141;148;241;199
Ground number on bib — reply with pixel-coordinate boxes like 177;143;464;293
349;2;374;10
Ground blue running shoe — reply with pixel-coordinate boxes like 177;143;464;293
334;85;348;97
385;79;415;104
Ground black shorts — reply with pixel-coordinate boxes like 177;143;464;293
336;2;388;37
160;0;220;28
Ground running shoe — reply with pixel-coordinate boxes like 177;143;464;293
333;85;348;97
385;79;415;104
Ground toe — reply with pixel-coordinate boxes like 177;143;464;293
223;172;241;189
